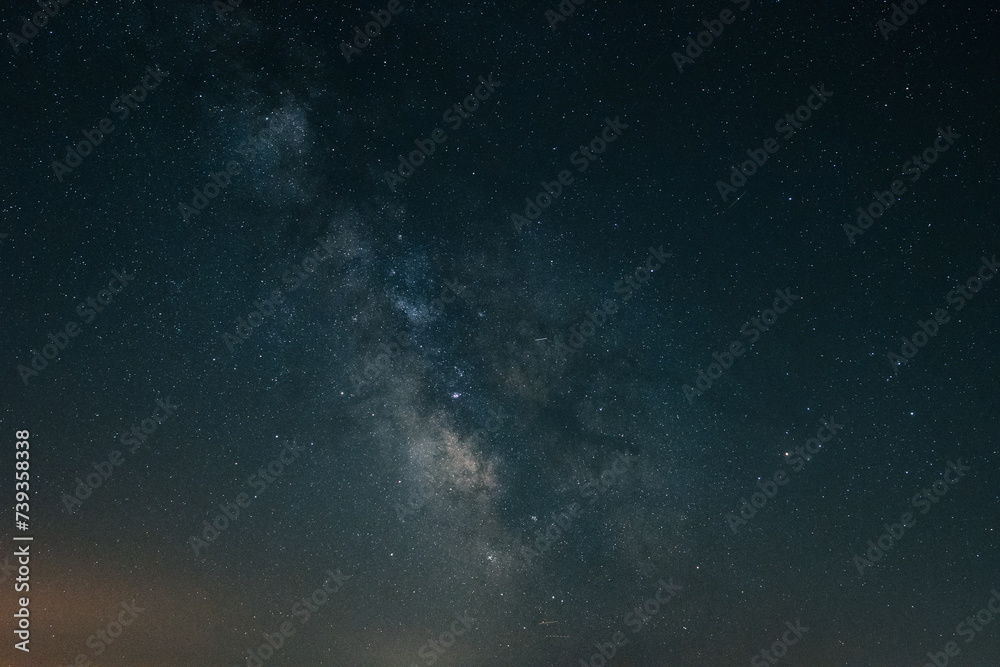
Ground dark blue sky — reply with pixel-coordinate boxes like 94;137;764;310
1;1;998;665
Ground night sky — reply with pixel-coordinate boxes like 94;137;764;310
2;1;999;665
